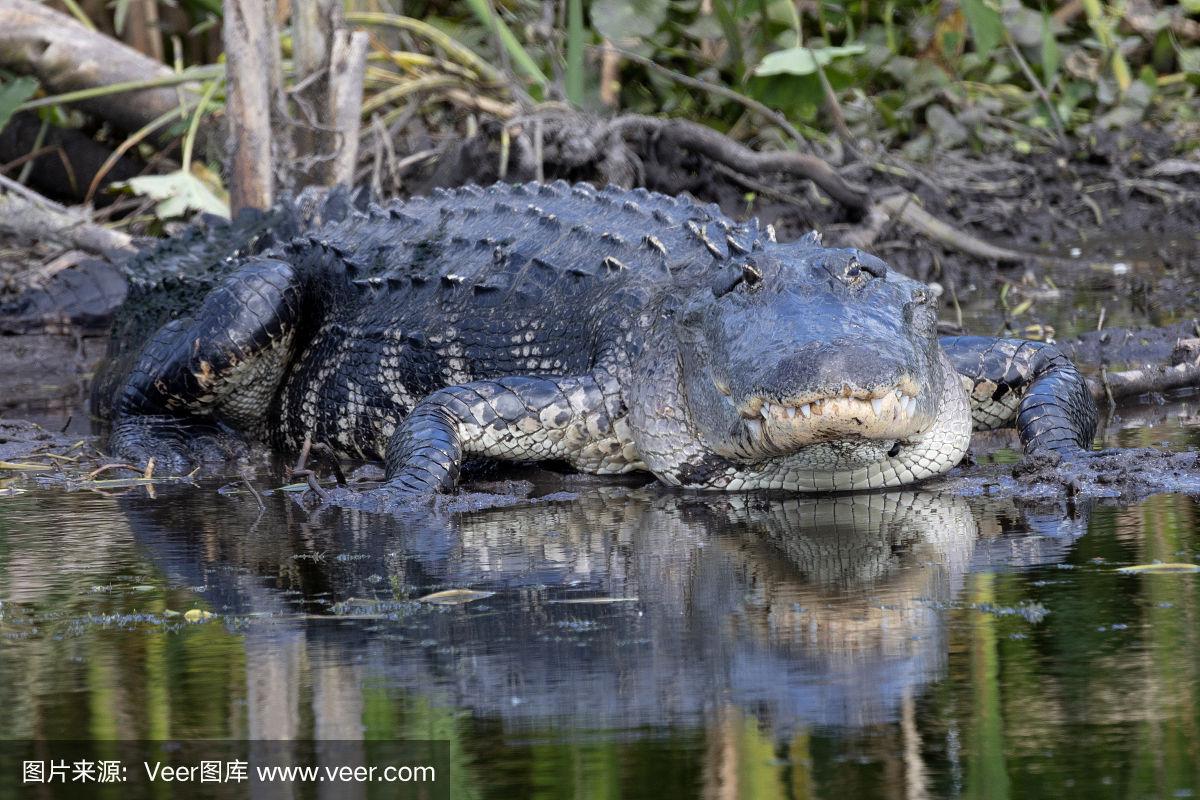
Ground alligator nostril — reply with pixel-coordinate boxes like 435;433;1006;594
887;442;902;458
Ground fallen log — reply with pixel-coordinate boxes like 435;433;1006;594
1090;361;1200;406
0;0;207;145
0;176;133;257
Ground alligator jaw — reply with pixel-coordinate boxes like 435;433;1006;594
734;385;932;454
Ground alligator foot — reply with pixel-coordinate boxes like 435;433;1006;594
109;416;248;476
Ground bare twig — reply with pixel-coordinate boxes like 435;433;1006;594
1005;33;1067;144
599;45;813;154
873;193;1034;262
241;473;265;510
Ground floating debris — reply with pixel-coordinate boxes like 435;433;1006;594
973;601;1050;623
0;461;53;472
547;597;639;605
1116;563;1200;574
415;589;495;605
183;609;215;622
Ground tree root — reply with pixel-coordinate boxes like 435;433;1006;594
843;192;1035;262
605;114;871;213
406;110;1040;267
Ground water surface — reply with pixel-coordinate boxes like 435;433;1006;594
2;462;1199;798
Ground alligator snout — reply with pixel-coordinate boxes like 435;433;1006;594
747;340;918;404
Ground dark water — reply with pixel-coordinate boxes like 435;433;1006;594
2;428;1200;798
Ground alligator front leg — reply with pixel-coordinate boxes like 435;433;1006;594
939;336;1097;453
373;373;637;498
110;258;304;472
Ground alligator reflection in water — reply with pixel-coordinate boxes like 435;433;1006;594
114;486;1077;735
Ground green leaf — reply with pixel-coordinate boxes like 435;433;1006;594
753;44;867;77
961;0;1003;56
0;77;39;135
590;0;669;42
1183;0;1200;12
1040;10;1060;83
115;171;229;219
461;0;548;86
1182;48;1200;75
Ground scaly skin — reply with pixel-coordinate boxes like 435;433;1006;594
101;181;1097;500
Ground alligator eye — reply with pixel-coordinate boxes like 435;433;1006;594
741;262;763;288
844;259;865;284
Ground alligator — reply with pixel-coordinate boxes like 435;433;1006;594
98;181;1097;501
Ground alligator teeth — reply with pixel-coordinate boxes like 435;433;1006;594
786;406;797;419
799;404;811;418
761;404;771;420
871;398;884;415
745;419;763;439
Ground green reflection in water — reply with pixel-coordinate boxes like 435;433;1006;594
1;482;1200;798
965;573;1008;800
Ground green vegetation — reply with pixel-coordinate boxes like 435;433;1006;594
3;0;1198;216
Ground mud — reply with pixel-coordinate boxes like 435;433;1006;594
938;447;1200;502
0;418;98;465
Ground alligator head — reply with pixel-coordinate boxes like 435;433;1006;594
629;239;972;491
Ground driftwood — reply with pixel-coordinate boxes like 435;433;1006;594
1091;362;1200;406
0;177;132;256
0;0;204;145
1087;337;1200;406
